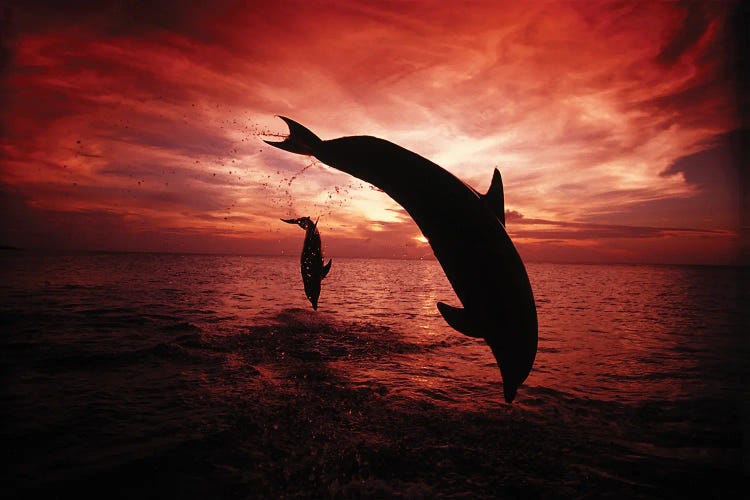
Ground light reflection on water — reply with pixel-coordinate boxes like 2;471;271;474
2;253;744;406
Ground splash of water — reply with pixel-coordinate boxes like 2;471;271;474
287;161;317;187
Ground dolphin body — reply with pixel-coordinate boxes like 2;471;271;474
267;117;537;402
282;216;332;310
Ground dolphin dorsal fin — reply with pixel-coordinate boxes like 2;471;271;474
483;168;505;225
437;302;484;338
322;259;332;279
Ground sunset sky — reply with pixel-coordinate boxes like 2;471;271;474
1;1;746;265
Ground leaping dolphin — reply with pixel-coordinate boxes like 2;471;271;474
267;117;537;403
282;216;332;310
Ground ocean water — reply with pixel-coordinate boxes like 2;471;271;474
1;252;747;498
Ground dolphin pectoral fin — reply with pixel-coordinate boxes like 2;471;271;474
322;259;332;279
264;116;323;156
483;168;505;225
437;302;483;338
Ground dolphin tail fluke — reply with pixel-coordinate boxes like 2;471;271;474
322;259;332;279
437;302;483;338
264;116;322;156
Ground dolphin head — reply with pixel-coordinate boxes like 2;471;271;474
281;216;315;230
498;360;523;404
488;336;536;404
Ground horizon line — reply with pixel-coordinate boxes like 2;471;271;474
2;246;747;268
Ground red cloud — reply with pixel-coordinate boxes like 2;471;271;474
1;1;744;264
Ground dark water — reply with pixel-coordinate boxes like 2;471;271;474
1;253;747;498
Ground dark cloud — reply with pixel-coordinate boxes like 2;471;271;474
639;78;734;128
505;209;525;223
5;1;239;40
660;128;744;192
514;225;720;241
510;214;728;241
656;0;711;66
586;187;661;202
102;119;237;158
567;129;745;235
0;6;10;69
2;185;271;254
730;1;749;123
1;186;131;250
194;212;257;225
650;129;744;232
631;1;741;130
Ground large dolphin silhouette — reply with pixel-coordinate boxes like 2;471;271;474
267;117;537;402
282;216;332;310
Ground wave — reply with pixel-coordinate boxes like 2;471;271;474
160;322;202;333
232;308;426;364
32;333;210;371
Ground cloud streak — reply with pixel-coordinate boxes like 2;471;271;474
0;0;744;264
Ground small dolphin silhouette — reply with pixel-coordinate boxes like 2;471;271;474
282;216;332;310
267;117;537;402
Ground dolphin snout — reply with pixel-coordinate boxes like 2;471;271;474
503;384;518;404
